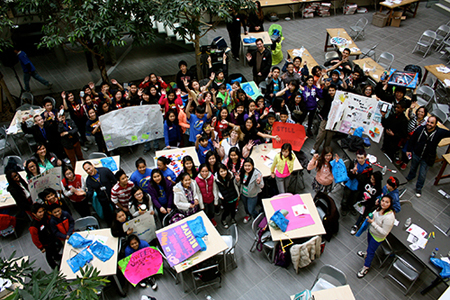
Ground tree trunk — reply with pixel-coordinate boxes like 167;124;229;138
194;34;203;80
94;52;109;83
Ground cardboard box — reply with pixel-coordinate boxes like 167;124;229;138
372;12;389;27
391;11;405;27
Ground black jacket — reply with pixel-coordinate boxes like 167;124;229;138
21;122;55;147
215;172;239;203
57;119;79;149
7;176;31;212
248;48;272;78
381;112;408;142
85;167;117;203
407;126;450;166
375;82;412;109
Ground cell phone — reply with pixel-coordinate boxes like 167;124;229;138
80;91;85;98
381;103;388;113
123;82;129;89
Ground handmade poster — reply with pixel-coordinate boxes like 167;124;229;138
155;149;192;177
29;167;62;202
271;194;315;231
241;81;263;99
157;222;201;267
272;122;306;151
99;105;163;151
387;69;419;89
325;91;391;143
117;246;163;286
122;212;157;243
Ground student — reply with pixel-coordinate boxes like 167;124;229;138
225;147;244;177
378;177;401;213
241;117;280;149
216;85;231;111
229;102;245;126
356;195;395;278
38;188;71;215
215;164;239;228
178;104;192;147
130;157;152;191
176;60;193;94
29;203;62;269
124;235;158;290
32;143;62;173
195;134;214;165
288;92;306;124
276;81;298;104
236;158;264;223
111;169;135;212
148;169;173;221
278;109;295;124
206;151;220;174
129;186;155;218
186;97;213;144
173;172;202;216
324;70;347;90
380;101;409;162
140;86;160;106
213;108;230;140
24;158;40;181
307;147;336;194
311;84;336;155
156;157;176;184
270;143;295;194
6;170;31;214
57;113;84;167
281;62;301;86
258;112;277;137
195;164;219;225
85;108;108;153
265;66;285;104
340;149;373;216
181;156;198;179
61;166;89;217
21;115;57;156
139;73;168;92
243;101;260;122
111;208;133;238
164;110;181;148
48;204;74;241
159;89;183;117
299;75;323;136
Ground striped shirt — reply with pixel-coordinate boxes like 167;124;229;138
111;181;135;207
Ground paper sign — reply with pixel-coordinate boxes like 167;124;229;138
292;204;310;217
406;224;427;239
271;194;315;231
157;222;201;267
123;212;157;243
29;167;62;202
272;122;306;151
117;246;163;286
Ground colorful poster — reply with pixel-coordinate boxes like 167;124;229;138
157;222;201;267
271;194;315;231
155;149;192;177
117;246;163;286
29;167;62;202
99;105;164;151
122;212;157;243
241;81;263;99
272;122;306;151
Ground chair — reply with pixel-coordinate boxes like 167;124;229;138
0;127;21;163
415;85;435;107
310;265;347;292
191;263;221;294
249;213;276;263
412;30;437;58
43;96;56;108
360;43;378;60
88;152;108;159
376;52;394;70
324;51;339;62
349;17;368;40
430;101;450;125
218;224;238;272
375;237;405;268
314;192;339;242
20;92;34;106
3;156;23;170
434;25;450;48
74;216;99;231
384;252;425;295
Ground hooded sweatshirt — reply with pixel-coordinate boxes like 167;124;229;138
195;172;219;205
381;185;400;213
173;180;203;211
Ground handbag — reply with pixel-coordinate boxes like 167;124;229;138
269;210;289;232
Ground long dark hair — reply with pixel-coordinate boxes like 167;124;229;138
6;170;23;187
150;169;167;190
62;165;76;183
182;155;198;178
34;143;54;163
127;234;140;247
205;151;219;174
377;194;394;213
217;163;232;183
316;146;333;172
165;109;179;126
241;157;255;186
25;158;40;179
227;147;243;173
130;186;150;207
280;143;293;161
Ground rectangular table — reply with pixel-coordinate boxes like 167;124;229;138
379;0;419;25
75;155;121;178
155;146;199;167
290;284;356;300
422;64;450;89
0;171;28;209
353;57;385;82
240;31;272;66
7;108;44;135
390;203;450;294
262;193;326;241
324;28;361;58
287;47;321;74
155;211;228;292
250;143;303;177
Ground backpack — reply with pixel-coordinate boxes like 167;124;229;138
255;216;269;252
340;135;364;152
273;242;291;268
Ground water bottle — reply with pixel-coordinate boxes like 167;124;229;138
404;217;411;228
431;248;438;258
206;295;215;300
382;166;387;175
30;107;34;116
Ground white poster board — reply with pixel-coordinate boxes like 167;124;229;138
29;167;62;202
99;105;164;151
122;212;157;242
325;91;391;143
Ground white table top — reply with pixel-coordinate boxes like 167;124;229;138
0;171;27;208
290;285;356;300
250;143;303;177
156;211;228;273
75;155;121;177
240;32;272;46
60;228;119;280
155;146;200;166
262;193;326;241
7;108;45;135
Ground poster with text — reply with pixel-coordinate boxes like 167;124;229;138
117;246;163;286
272;122;306;151
122;212;157;243
157;222;201;267
99;105;164;151
29;167;62;202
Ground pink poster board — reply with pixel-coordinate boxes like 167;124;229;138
117;246;163;286
271;194;315;231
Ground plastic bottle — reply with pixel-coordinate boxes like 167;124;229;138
206;296;215;300
368;212;373;219
382;166;387;175
404;217;411;228
431;248;439;258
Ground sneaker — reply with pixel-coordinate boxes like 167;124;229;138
350;225;358;235
310;148;316;155
82;146;89;151
395;160;402;166
415;190;422;198
221;220;229;229
357;267;369;278
230;218;236;224
400;163;407;170
243;216;251;224
147;277;157;290
357;251;367;258
139;281;147;288
340;209;348;216
212;218;217;227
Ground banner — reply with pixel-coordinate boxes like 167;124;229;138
325;91;391;143
157;222;201;267
99;105;164;151
154;149;194;177
272;122;306;151
122;212;157;243
117;246;163;286
29;167;62;202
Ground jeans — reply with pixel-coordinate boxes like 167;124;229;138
203;202;215;220
275;175;291;194
24;71;49;91
298;109;317;131
364;232;382;268
313;120;333;151
144;139;160;151
241;195;258;218
406;153;429;191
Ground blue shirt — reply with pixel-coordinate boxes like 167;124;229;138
17;51;35;73
197;140;214;164
161;168;176;182
124;240;150;257
130;168;152;190
188;114;208;142
157;184;168;205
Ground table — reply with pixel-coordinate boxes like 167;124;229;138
438;286;450;300
7;108;44;135
262;193;326;241
155;211;228;292
353;57;385;82
434;153;450;185
422;64;450;89
75;155;121;177
324;28;361;58
290;284;356;300
390;203;450;294
155;146;199;166
380;0;419;25
240;31;272;65
0;171;27;209
261;0;300;19
287;48;321;73
250;143;303;177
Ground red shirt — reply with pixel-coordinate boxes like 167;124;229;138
111;181;134;207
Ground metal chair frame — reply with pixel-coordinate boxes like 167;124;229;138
349;17;368;40
412;30;437;58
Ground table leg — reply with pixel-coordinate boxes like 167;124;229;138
112;274;126;297
420;276;443;295
178;272;187;292
379;5;383;12
387;9;393;26
413;1;419;17
324;32;330;52
421;69;429;85
434;160;448;185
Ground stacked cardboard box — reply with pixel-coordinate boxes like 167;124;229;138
302;3;319;18
318;3;331;17
344;3;358;14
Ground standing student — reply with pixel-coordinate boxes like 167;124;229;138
270;143;295;194
215;164;239;228
195;134;214;165
225;147;244;177
14;49;52;92
299;75;323;137
226;7;246;61
6;170;32;214
186;97;213;144
163;110;181;148
311;84;336;154
111;209;133;238
85;108;108;154
32;143;62;173
24;158;40;181
148;169;174;221
159;89;183;117
130;157;152;191
48;204;74;241
380;101;409;162
38;188;71;215
247;1;264;32
61;166;90;217
62;91;88;150
206;151;220;174
195;164;219;225
156;157;176;184
173;173;202;216
378;177;401;213
307;147;336;194
57;113;84;167
111;169;135;213
181;156;198;179
236;158;264;224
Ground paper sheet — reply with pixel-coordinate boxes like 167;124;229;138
394;219;399;226
292;204;310;217
406;224;427;239
437;66;450;74
6;125;17;135
444;79;450;87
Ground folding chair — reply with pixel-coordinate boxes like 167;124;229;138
191;263;221;294
412;30;436;58
310;265;347;292
384;252;425;295
433;24;450;49
376;52;394;70
218;224;238;272
74;216;100;231
349;17;368;41
360;43;378;60
88;152;108;159
250;213;276;263
415;85;435;108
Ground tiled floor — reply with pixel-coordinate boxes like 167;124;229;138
1;3;450;300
